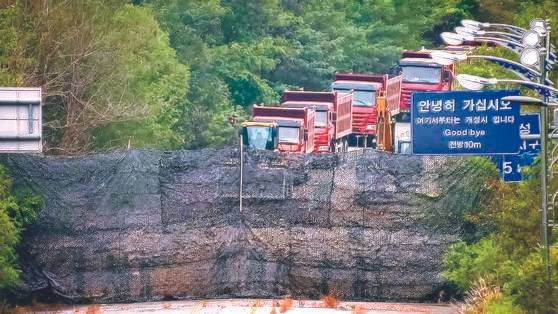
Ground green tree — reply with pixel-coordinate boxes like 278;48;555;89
147;0;467;148
0;1;189;153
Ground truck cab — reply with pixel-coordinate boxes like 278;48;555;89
280;101;332;152
331;73;384;147
250;105;315;154
240;121;278;151
398;50;454;112
394;50;454;154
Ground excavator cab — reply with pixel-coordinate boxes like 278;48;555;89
240;121;278;150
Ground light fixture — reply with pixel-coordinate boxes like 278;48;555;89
430;50;467;65
501;95;545;106
530;18;546;29
522;30;541;47
530;20;547;36
456;74;496;90
455;26;476;36
530;18;547;35
520;48;540;66
461;19;483;30
440;32;473;46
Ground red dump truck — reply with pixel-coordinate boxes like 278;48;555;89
398;50;454;113
388;50;454;154
280;91;352;153
242;105;315;153
331;73;385;147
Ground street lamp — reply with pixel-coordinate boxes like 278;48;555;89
523;30;543;47
455;74;555;95
461;18;542;36
501;95;551;106
443;17;555;294
530;18;548;36
521;48;542;66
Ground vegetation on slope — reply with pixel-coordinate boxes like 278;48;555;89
443;160;558;313
0;165;41;296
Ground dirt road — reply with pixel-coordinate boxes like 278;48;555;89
16;299;459;314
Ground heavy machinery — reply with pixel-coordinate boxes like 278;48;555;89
331;73;384;147
376;75;402;152
240;121;278;151
241;105;315;153
280;91;352;153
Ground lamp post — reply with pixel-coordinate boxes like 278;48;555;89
503;96;558;272
439;18;555;274
453;72;555;271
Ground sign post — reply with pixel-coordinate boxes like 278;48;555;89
411;90;521;155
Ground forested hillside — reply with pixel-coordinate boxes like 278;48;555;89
0;0;470;153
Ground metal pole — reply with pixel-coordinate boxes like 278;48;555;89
239;133;244;212
540;25;550;271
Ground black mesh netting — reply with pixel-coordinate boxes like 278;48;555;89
0;147;489;303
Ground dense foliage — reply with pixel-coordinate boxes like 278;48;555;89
1;0;472;152
444;161;558;313
0;0;189;154
0;165;41;293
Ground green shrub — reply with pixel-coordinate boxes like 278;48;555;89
0;165;41;292
443;160;558;313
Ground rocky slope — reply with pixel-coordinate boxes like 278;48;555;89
0;148;488;303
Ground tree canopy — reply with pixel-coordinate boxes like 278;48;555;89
1;0;476;152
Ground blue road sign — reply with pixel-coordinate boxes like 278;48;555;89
493;113;541;182
412;90;521;155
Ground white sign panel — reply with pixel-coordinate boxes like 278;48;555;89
0;88;42;153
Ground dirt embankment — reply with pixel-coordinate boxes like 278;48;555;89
0;148;486;304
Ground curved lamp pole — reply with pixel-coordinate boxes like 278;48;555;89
461;18;547;37
441;32;527;55
430;50;554;85
455;74;558;100
455;26;524;42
